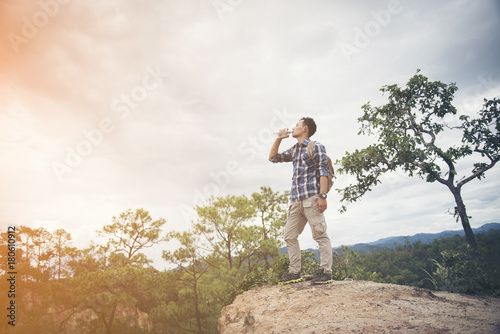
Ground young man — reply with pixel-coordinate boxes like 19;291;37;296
269;117;333;285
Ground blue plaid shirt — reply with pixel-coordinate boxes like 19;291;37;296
270;138;329;202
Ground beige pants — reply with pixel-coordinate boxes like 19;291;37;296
284;195;333;274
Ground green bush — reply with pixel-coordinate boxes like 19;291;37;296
422;247;494;295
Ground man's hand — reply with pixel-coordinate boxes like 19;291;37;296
317;197;327;213
277;128;291;138
269;129;289;161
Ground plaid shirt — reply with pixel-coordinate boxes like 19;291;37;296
270;138;329;202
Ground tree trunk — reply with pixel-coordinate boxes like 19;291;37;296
262;221;270;270
193;279;203;334
450;186;478;252
102;303;117;334
227;241;233;270
58;253;61;279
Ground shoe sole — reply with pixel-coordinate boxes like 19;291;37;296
278;277;304;286
311;279;333;285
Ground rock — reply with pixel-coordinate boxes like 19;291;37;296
44;303;152;333
218;280;500;333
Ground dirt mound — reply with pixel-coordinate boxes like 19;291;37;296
218;280;500;333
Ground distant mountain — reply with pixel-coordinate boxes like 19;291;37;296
283;223;500;256
333;222;500;254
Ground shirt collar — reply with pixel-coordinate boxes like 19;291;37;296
292;138;311;152
299;138;311;148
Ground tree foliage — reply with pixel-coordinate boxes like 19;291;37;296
162;230;208;333
337;70;500;251
341;230;500;294
251;186;289;268
194;194;257;271
97;208;166;267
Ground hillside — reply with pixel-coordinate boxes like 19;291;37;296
286;222;500;257
218;280;500;333
334;222;500;254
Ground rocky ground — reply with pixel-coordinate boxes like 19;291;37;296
218;280;500;333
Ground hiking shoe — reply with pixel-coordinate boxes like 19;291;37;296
311;269;333;285
278;270;303;285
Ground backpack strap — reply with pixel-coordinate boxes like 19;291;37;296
307;141;324;181
307;141;315;160
292;140;316;160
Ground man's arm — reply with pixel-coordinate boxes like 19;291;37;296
316;142;329;213
319;175;328;194
317;175;328;213
269;137;284;161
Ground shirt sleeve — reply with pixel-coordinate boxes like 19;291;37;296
270;145;294;163
315;142;329;177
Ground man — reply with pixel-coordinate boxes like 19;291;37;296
269;117;333;285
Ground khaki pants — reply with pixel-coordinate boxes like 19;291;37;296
284;195;333;274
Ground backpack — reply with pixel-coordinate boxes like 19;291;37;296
293;141;336;193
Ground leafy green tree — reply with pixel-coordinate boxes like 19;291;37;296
142;270;182;333
53;228;73;279
194;195;257;271
17;225;39;278
163;230;209;334
66;242;108;275
97;208;166;266
18;225;36;262
65;265;152;334
17;225;53;280
337;71;500;253
237;224;262;273
251;187;288;269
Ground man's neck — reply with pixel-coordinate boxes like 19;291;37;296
296;134;309;144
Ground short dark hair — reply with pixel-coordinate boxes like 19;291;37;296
301;117;317;137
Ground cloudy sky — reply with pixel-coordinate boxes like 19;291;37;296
1;0;499;269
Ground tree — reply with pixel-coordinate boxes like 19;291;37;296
18;226;53;280
337;71;499;253
18;225;37;264
194;195;257;271
163;230;209;334
66;242;109;276
97;208;166;266
66;266;151;334
53;228;73;279
251;187;288;269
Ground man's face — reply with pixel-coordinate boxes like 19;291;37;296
292;120;307;138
